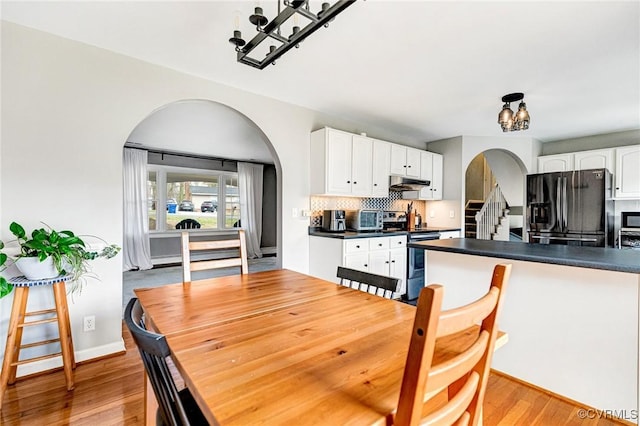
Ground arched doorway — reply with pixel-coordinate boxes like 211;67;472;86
464;149;527;241
121;100;281;302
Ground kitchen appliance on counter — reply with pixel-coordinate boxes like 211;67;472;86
526;168;614;247
322;210;346;232
619;211;640;249
382;211;407;230
345;209;383;231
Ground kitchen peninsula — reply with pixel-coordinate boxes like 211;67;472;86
409;238;640;423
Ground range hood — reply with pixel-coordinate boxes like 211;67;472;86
389;176;431;191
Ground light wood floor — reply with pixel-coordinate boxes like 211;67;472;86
0;323;628;425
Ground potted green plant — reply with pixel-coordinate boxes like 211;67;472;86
0;221;120;298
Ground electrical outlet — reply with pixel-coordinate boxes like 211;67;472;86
449;210;455;218
83;315;96;332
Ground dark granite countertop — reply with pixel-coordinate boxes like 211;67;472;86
308;227;461;239
408;238;640;274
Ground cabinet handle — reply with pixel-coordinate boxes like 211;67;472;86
347;180;351;183
391;260;396;263
378;243;382;247
374;183;378;186
398;241;402;244
616;187;620;190
403;165;407;168
356;245;360;248
408;165;412;168
385;261;389;264
353;181;357;184
364;264;368;267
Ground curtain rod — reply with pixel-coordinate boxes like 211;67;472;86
124;142;271;166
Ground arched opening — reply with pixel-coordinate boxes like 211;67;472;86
464;149;527;241
121;100;281;303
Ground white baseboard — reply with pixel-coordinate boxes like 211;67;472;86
16;338;126;378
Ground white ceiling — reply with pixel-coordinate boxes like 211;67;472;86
2;1;639;151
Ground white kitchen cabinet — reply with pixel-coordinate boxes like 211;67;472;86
310;127;373;196
390;144;421;178
416;151;443;200
371;139;391;197
438;230;461;239
615;145;640;198
309;235;407;297
574;148;614;172
537;154;574;173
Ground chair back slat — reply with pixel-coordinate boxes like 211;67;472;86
394;263;511;426
336;266;400;300
181;230;248;283
124;298;191;426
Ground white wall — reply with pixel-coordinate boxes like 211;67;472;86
0;22;392;373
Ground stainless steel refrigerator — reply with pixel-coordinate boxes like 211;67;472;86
526;168;614;247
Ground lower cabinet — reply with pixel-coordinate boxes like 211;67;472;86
309;235;407;297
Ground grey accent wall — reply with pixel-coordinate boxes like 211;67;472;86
541;129;640;155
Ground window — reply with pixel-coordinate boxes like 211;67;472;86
147;165;239;232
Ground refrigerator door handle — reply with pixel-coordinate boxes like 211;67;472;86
556;178;563;232
562;177;568;231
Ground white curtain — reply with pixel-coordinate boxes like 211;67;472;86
123;148;153;271
238;162;264;259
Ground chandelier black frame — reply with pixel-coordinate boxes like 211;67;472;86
229;1;356;69
498;92;531;132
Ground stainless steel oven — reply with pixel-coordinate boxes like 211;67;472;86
405;231;440;301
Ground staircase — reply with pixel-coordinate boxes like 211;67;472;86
467;185;511;241
465;200;483;238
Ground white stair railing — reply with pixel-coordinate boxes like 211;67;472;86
475;184;508;240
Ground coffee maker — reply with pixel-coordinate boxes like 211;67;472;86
322;210;346;232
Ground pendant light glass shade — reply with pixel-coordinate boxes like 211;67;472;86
498;93;530;132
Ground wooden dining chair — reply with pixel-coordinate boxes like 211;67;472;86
181;230;248;283
124;298;209;426
175;219;201;229
336;266;400;299
393;263;511;426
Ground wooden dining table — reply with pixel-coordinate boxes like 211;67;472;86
134;269;506;425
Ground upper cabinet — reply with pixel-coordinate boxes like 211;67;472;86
615;145;640;198
311;127;443;199
390;145;421;178
537;145;639;199
311;128;373;196
574;149;614;172
537;153;574;173
538;148;614;174
371;140;391;197
417;151;443;200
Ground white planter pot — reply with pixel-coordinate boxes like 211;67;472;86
15;256;60;280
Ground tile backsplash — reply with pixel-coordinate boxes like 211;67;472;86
310;193;425;227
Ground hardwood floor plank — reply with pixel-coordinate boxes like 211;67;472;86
0;322;631;425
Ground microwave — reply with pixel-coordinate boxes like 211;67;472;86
346;209;383;231
621;211;640;229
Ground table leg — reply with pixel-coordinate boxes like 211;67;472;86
144;371;158;426
52;281;75;390
0;287;29;408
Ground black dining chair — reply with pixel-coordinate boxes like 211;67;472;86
175;219;201;230
336;266;400;299
124;298;209;426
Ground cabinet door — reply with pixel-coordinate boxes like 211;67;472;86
574;149;613;173
406;147;421;178
351;135;373;196
368;250;390;277
372;140;391;197
538;154;573;173
615;145;640;198
389;248;407;296
326;130;353;194
344;253;369;273
431;153;443;200
390;144;408;175
420;151;433;182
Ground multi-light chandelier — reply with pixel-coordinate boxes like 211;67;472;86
498;92;530;132
229;1;355;69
